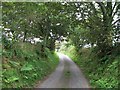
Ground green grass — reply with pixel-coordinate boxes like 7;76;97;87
2;42;59;88
61;45;119;88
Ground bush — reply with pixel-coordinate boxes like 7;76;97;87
62;45;119;88
2;43;59;88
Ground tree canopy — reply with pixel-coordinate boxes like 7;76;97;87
2;2;120;57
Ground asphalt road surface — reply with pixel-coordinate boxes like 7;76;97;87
37;53;90;88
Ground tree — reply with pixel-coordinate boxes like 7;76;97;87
2;2;70;51
66;2;120;57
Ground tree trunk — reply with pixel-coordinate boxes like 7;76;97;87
49;39;55;51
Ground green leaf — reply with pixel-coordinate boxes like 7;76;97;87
9;60;20;67
7;76;19;83
21;63;34;71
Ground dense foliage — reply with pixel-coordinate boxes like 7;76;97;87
60;44;119;88
2;42;59;88
2;1;120;88
68;2;120;58
2;2;70;51
2;2;120;56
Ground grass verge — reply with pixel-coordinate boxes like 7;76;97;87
61;45;119;88
2;42;59;88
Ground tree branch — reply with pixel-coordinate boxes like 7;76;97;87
112;2;117;14
97;2;106;17
112;18;120;25
112;3;120;18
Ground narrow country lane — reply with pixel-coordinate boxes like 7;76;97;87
37;53;90;88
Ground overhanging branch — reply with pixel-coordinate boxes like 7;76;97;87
112;18;120;25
